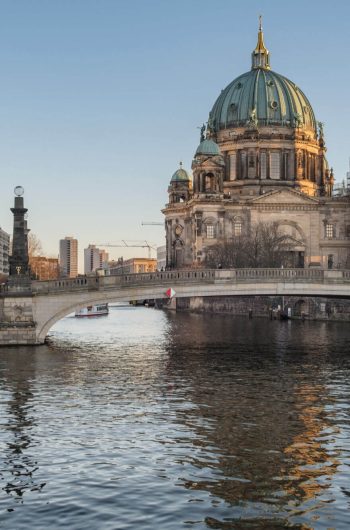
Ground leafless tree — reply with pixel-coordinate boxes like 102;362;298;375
28;233;43;259
205;221;294;268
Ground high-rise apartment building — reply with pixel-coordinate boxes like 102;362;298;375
99;249;109;269
59;237;78;278
84;245;109;274
0;227;10;275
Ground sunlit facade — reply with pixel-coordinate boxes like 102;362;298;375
163;24;350;270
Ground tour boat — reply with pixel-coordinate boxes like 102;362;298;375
75;303;109;317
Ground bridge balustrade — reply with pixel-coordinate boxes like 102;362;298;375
234;268;324;280
18;267;350;296
111;270;216;285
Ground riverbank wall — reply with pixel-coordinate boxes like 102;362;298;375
173;295;350;321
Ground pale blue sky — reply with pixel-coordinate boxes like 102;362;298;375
0;0;349;268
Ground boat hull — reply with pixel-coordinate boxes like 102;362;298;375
75;304;109;317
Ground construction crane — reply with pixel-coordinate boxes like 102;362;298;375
141;221;163;226
95;240;157;259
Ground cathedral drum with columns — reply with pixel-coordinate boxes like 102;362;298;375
163;22;350;270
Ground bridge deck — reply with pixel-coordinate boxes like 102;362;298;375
0;268;348;296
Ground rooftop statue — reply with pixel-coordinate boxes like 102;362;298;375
317;121;324;138
247;107;258;128
200;123;206;142
294;112;303;128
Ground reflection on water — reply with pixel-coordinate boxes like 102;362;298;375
0;307;350;529
1;364;42;502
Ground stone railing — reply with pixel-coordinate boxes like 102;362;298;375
17;268;349;295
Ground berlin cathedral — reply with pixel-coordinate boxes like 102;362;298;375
163;22;350;270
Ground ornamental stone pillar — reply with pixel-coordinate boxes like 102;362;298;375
8;187;31;289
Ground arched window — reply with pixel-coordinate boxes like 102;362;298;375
205;173;215;192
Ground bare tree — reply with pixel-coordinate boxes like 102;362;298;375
28;233;43;259
205;221;294;268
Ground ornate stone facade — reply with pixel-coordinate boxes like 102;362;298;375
163;24;350;270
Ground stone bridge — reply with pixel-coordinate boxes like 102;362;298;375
1;267;350;345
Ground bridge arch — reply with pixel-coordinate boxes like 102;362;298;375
35;288;169;343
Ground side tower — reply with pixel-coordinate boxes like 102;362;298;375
168;162;192;204
165;163;193;268
192;134;225;197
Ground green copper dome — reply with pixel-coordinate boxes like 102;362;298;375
210;24;317;133
171;166;191;182
195;138;221;157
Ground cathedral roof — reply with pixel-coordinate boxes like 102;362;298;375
209;23;317;134
195;138;221;157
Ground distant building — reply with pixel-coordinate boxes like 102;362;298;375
99;249;109;269
157;245;166;270
31;256;60;280
84;245;109;274
59;237;78;278
0;227;10;275
84;245;100;274
110;257;157;275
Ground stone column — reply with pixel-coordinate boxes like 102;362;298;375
201;173;205;192
8;189;31;288
166;220;172;268
195;173;200;193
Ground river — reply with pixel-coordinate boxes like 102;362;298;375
0;306;349;529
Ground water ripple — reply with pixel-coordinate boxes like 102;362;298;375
0;309;349;529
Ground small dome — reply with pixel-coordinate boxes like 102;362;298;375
195;138;221;157
171;167;191;182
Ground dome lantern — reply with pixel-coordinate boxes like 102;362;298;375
251;16;270;70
